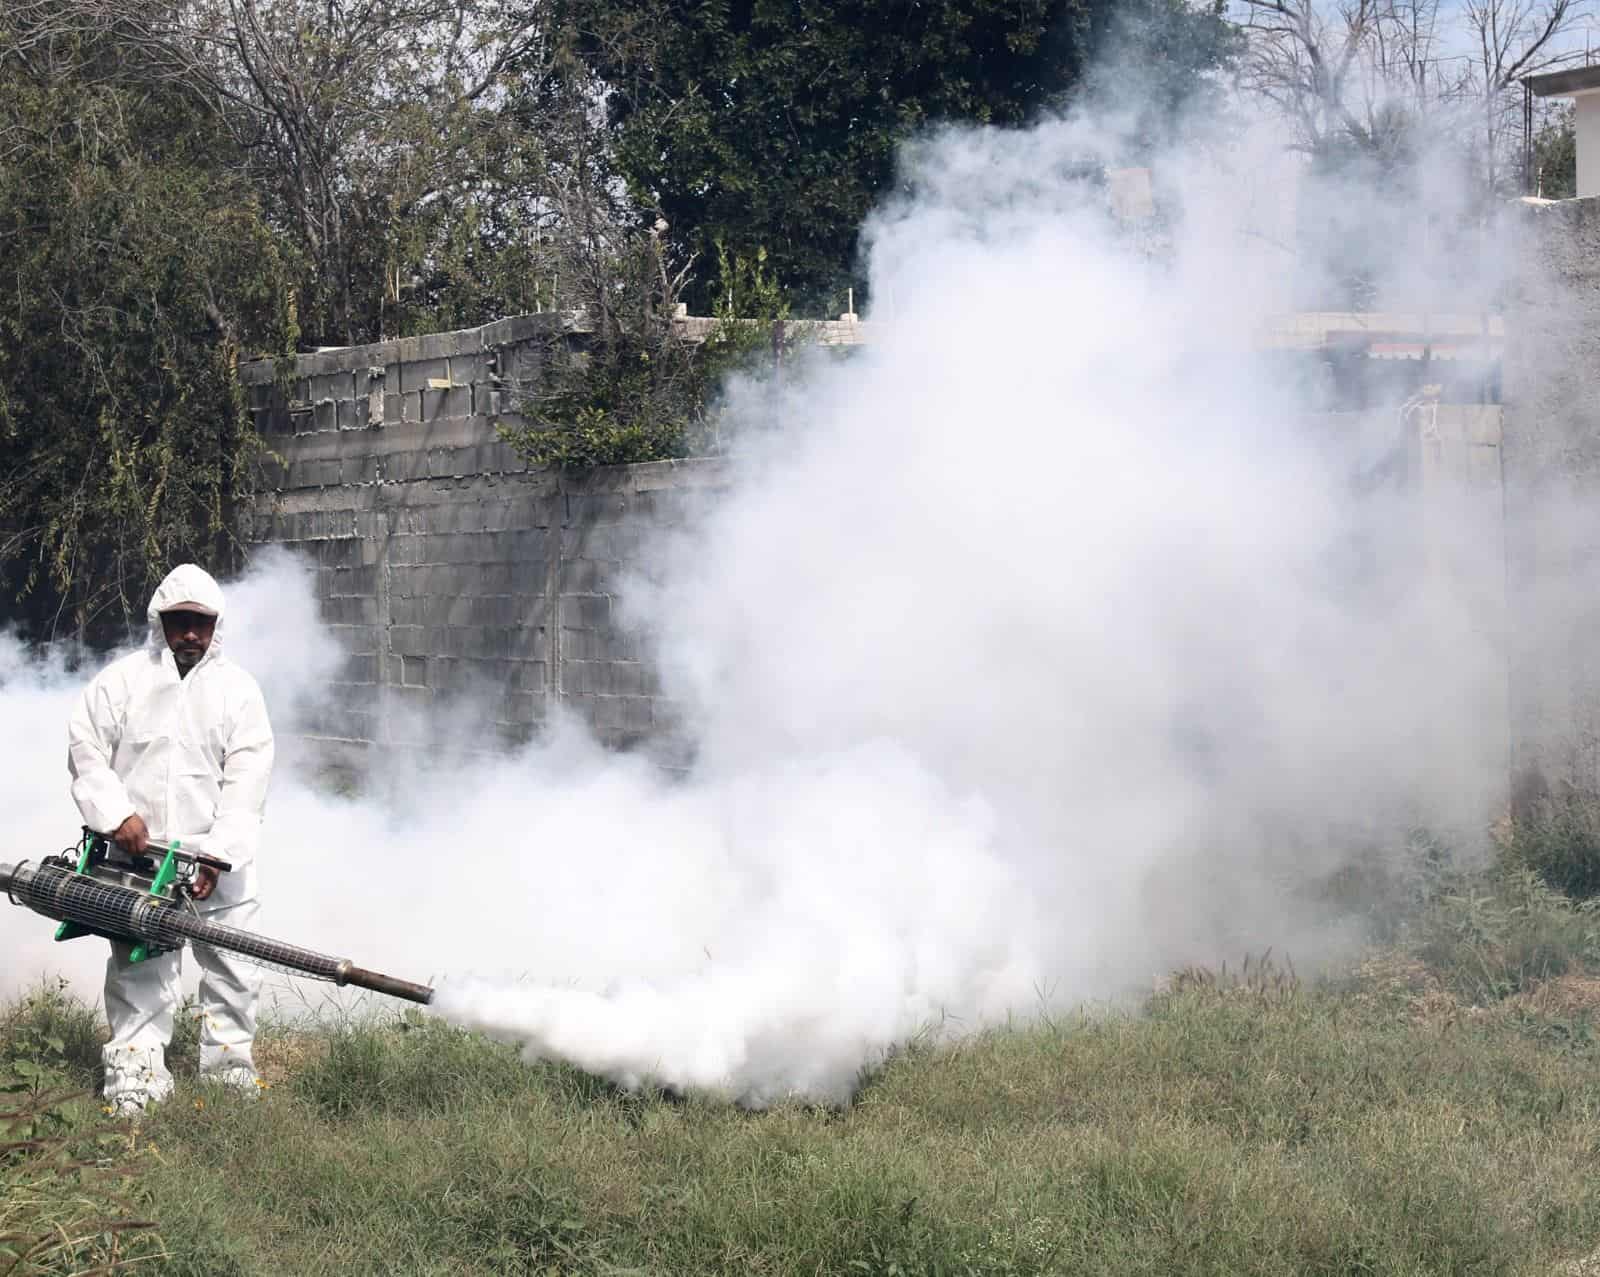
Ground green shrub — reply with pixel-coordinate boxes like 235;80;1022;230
0;978;103;1088
498;242;799;472
1407;865;1600;1003
1507;789;1600;899
1;989;158;1275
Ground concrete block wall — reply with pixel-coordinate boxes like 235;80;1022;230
1501;197;1600;811
238;315;727;753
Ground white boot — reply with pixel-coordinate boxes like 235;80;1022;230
103;1045;174;1118
207;1064;264;1099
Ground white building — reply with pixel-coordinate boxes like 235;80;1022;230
1526;65;1600;198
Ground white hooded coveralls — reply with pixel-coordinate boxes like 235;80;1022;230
67;564;275;1106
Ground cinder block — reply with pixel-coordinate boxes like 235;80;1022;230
383;451;430;484
557;627;591;661
328;623;379;653
386;684;434;716
466;628;512;660
385;536;426;568
433;445;495;479
512;593;549;629
339;564;379;596
389;626;427;657
447;503;489;536
315;538;359;569
622;697;653;732
385;565;418;597
559;559;603;592
478;442;524;474
420;386;472;420
499;529;550;561
288;460;344;489
498;691;543;725
448;352;489;386
420;564;460;595
510;626;546;660
571;594;611;628
651;698;688;733
341;654;379;685
309;371;355;403
257;455;289;489
475;596;519;627
495;561;544;594
325;595;377;626
341;455;378;484
400;357;451;394
337;709;379;743
599;629;643;663
389;596;425;627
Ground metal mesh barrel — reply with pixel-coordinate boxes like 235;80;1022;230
0;860;431;1003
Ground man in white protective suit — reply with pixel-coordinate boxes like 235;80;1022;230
67;563;275;1116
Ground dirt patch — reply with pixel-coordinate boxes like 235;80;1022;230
254;1032;327;1088
1356;951;1440;998
1349;951;1498;1029
1504;973;1600;1018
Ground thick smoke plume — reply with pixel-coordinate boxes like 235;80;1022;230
3;108;1511;1105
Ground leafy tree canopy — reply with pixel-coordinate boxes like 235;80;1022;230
0;22;293;640
1533;104;1576;201
568;0;1237;313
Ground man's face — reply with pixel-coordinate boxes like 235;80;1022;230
160;609;216;672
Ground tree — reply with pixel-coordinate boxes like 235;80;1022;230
1532;101;1576;197
0;12;294;640
1237;0;1585;306
1238;0;1584;194
21;0;617;348
568;0;1237;315
176;0;565;346
1459;0;1585;194
1086;0;1243;155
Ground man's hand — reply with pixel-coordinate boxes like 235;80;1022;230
190;864;219;902
111;813;150;855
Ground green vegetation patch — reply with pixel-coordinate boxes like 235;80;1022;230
29;984;1600;1274
1;981;159;1275
9;873;1600;1274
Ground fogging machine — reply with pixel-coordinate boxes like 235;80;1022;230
1;831;433;1005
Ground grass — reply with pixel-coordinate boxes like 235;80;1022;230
1506;789;1600;900
0;980;157;1275
9;860;1600;1274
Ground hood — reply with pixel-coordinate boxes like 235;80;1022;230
146;564;227;653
